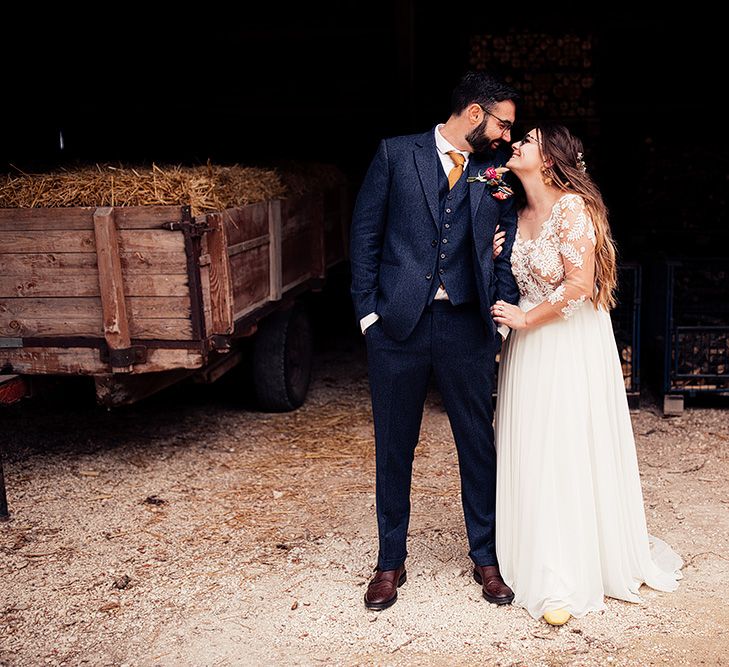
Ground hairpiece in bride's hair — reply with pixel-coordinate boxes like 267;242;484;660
576;152;587;173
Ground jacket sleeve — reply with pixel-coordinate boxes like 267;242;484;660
493;193;520;305
349;139;390;322
524;195;597;328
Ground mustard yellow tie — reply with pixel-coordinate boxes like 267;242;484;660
447;151;466;189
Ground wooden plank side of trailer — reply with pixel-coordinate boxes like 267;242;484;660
0;208;95;230
0;188;349;385
1;251;188;275
221;202;275;321
0;296;188;320
0;274;190;298
0;205;183;231
1;346;203;375
0;206;196;375
280;193;325;291
0;317;192;340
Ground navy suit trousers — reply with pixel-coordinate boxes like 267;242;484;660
365;300;498;570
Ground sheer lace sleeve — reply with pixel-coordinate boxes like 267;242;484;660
525;195;597;328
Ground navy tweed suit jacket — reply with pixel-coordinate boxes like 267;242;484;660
350;128;520;342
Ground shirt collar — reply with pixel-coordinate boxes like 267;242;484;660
435;124;470;160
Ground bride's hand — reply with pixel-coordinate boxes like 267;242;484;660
493;225;506;259
490;300;528;330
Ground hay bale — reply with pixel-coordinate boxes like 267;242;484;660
0;161;346;216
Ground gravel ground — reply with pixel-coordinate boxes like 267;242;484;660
1;328;728;666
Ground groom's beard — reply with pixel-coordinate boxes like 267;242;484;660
466;117;502;154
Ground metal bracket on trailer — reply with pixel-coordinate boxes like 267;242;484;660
164;205;213;237
210;335;232;351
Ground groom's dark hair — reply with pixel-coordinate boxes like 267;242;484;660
451;71;519;114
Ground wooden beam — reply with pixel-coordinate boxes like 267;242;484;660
1;346;204;375
93;207;132;373
205;213;234;335
268;199;282;301
226;235;269;258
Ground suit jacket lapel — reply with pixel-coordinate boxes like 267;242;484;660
469;156;487;221
413;131;440;231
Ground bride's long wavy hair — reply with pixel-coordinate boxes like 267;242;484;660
537;122;618;311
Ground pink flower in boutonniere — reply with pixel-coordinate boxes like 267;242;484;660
467;166;514;200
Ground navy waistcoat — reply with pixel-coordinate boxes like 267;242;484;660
428;159;478;304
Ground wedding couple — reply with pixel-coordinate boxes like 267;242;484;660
349;71;683;625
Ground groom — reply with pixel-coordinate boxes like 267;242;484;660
350;71;520;610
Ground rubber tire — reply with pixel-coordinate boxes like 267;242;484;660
253;305;313;412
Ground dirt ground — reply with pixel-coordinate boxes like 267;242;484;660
1;327;728;667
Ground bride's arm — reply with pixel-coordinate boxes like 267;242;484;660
492;195;596;330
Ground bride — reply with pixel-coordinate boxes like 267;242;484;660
490;123;682;626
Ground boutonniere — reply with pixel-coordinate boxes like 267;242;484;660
467;166;514;200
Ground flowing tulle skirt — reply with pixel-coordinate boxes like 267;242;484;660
495;300;683;620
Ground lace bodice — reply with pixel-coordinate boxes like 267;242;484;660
511;193;597;319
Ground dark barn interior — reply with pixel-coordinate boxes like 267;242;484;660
2;8;727;399
4;13;729;664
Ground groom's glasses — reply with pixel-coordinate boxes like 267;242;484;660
480;106;513;134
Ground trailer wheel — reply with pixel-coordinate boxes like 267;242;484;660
253;305;313;412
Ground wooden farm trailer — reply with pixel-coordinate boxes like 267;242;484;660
0;187;349;409
0;186;349;518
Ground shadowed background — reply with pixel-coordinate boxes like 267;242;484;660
2;8;726;394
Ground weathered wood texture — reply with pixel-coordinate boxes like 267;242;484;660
1;347;203;375
93;207;132;371
201;212;234;336
0;206;193;373
280;193;324;290
0;205;182;230
0;274;189;298
219;203;272;319
0;189;348;382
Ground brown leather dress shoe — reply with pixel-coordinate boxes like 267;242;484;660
473;565;514;605
364;565;407;610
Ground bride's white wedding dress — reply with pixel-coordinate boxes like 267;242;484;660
495;193;682;620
